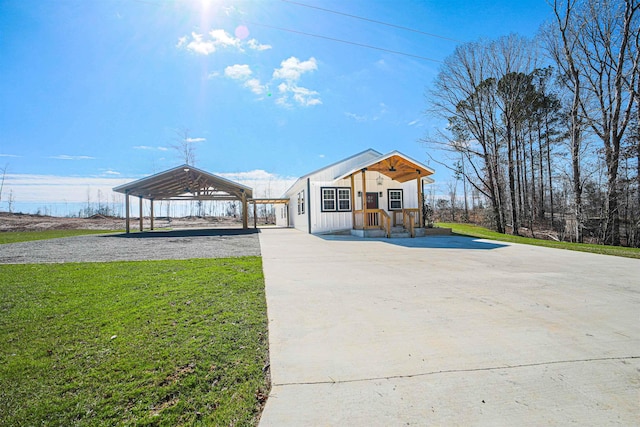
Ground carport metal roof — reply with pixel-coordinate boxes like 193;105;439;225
113;164;253;200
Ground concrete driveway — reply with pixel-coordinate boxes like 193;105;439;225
258;229;640;426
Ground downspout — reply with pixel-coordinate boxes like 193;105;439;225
307;177;312;234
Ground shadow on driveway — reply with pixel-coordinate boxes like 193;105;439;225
318;234;508;250
109;228;260;239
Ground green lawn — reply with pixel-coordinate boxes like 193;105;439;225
438;222;640;259
0;257;270;426
0;229;120;244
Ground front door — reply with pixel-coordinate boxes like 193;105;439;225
366;192;379;209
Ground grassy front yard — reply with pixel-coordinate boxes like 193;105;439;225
438;222;640;259
0;257;270;426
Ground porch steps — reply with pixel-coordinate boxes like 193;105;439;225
390;226;410;238
350;227;452;238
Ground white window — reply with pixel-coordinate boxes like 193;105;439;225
322;188;336;211
321;187;351;212
337;189;351;211
297;190;305;215
388;189;403;210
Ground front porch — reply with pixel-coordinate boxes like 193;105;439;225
339;152;434;239
353;208;423;238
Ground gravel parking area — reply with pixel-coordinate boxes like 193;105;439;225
0;228;261;264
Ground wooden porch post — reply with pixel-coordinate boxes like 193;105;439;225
253;201;257;229
241;191;248;229
139;196;143;232
361;169;367;227
417;175;424;228
125;192;130;234
150;199;154;231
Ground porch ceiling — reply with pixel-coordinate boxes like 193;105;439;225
337;152;435;183
113;164;253;201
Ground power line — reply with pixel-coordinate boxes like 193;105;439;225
245;21;444;63
281;0;462;43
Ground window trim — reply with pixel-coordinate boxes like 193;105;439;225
322;188;336;212
297;190;305;215
320;187;352;212
387;189;403;211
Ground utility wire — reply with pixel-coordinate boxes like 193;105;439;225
245;21;444;63
281;0;462;43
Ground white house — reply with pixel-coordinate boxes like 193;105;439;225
275;149;435;237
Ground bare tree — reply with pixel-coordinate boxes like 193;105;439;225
170;128;202;166
547;0;639;245
426;40;508;232
0;163;7;210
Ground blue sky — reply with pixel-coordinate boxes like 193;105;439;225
0;0;553;213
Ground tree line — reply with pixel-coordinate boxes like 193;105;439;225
425;0;639;246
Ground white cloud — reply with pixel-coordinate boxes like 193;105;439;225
290;86;321;106
408;119;420;126
224;64;252;80
209;29;241;48
3;174;130;203
184;32;216;55
0;153;20;158
270;57;321;107
133;145;167;151
273;57;317;81
244;78;266;95
217;170;297;198
49;155;95;160
211;54;321;107
3;170;297;205
247;39;271;51
185;137;206;143
178;29;271;56
345;112;367;122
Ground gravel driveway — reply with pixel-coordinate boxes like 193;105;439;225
0;229;261;264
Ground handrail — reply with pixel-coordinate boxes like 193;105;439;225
354;209;389;232
380;210;391;238
408;212;415;237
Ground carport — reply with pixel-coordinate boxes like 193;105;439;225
113;164;253;233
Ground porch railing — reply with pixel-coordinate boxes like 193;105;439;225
402;208;420;238
354;209;391;237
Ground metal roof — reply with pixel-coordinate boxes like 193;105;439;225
113;164;253;201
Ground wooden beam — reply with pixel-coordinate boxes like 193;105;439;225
241;191;248;229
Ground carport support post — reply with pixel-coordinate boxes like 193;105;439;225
150;199;154;231
253;201;257;229
241;191;248;229
125;192;130;234
139;196;144;232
